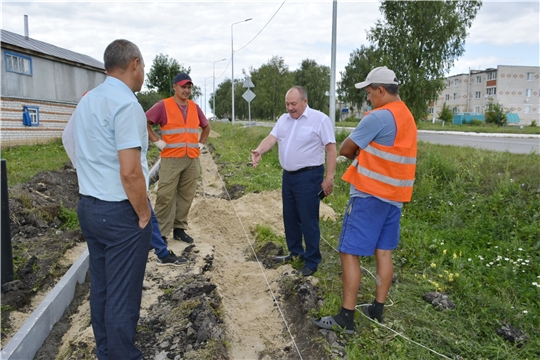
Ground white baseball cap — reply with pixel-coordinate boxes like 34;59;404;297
355;66;399;89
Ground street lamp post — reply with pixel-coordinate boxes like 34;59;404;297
204;76;213;117
213;58;226;118
231;18;252;125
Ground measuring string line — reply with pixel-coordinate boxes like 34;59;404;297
201;150;451;359
205;154;304;360
319;235;452;360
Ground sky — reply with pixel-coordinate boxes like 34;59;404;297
1;0;539;109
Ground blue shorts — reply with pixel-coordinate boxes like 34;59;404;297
338;196;401;256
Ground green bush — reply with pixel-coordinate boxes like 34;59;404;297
469;119;483;126
438;102;453;123
485;101;507;127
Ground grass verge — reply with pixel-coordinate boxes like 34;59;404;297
2;138;162;186
208;122;540;359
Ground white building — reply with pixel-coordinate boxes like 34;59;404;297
1;29;106;146
430;65;539;126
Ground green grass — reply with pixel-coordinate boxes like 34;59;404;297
1;139;70;186
1;138;162;186
207;123;284;193
209;122;540;359
58;205;80;230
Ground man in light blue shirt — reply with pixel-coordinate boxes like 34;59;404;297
73;39;150;360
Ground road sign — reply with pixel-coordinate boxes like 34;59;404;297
242;89;256;103
243;77;255;88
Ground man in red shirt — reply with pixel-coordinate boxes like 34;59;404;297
146;73;211;243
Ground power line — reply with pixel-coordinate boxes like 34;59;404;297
216;58;232;80
215;0;286;81
236;0;287;54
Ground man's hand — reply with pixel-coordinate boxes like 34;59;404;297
199;143;205;150
153;140;166;150
251;135;277;168
321;178;334;196
251;149;262;168
138;213;151;229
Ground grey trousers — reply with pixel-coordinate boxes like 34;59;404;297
154;156;200;236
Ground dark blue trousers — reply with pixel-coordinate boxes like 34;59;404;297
150;206;168;259
282;165;324;271
78;195;152;360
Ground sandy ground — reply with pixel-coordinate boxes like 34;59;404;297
152;142;333;358
6;130;337;358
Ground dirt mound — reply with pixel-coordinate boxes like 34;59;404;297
2;164;84;341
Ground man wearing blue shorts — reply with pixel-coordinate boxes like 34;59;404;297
312;66;417;333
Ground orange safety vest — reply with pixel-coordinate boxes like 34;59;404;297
342;101;417;202
161;98;200;159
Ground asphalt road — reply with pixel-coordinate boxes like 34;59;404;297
416;131;540;155
231;120;540;155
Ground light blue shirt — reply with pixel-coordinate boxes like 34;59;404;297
270;105;336;172
349;109;402;208
73;76;149;201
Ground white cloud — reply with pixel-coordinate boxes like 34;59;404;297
468;1;539;45
2;0;538;91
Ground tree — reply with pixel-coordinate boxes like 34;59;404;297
294;59;330;114
367;0;482;121
212;79;231;119
250;56;294;120
438;102;454;124
485;99;507;127
212;78;248;120
136;90;164;112
145;54;201;99
338;45;383;113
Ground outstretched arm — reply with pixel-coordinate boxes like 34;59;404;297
251;134;278;168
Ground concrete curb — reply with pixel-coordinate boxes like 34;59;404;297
417;130;540;139
1;159;162;359
337;126;540;139
1;249;90;359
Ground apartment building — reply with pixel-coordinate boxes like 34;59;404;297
430;65;539;126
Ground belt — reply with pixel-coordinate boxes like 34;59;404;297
285;164;323;174
79;194;128;203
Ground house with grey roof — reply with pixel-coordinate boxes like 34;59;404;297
1;28;106;146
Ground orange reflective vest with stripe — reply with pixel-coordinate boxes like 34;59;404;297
161;98;200;159
342;101;417;202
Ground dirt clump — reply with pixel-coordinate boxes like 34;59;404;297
2;164;83;341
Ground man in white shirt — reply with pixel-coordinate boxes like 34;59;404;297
251;86;336;276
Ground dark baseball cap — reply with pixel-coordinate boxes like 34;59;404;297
174;72;193;86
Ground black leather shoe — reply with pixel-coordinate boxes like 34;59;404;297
173;228;194;244
273;254;293;263
296;266;315;277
